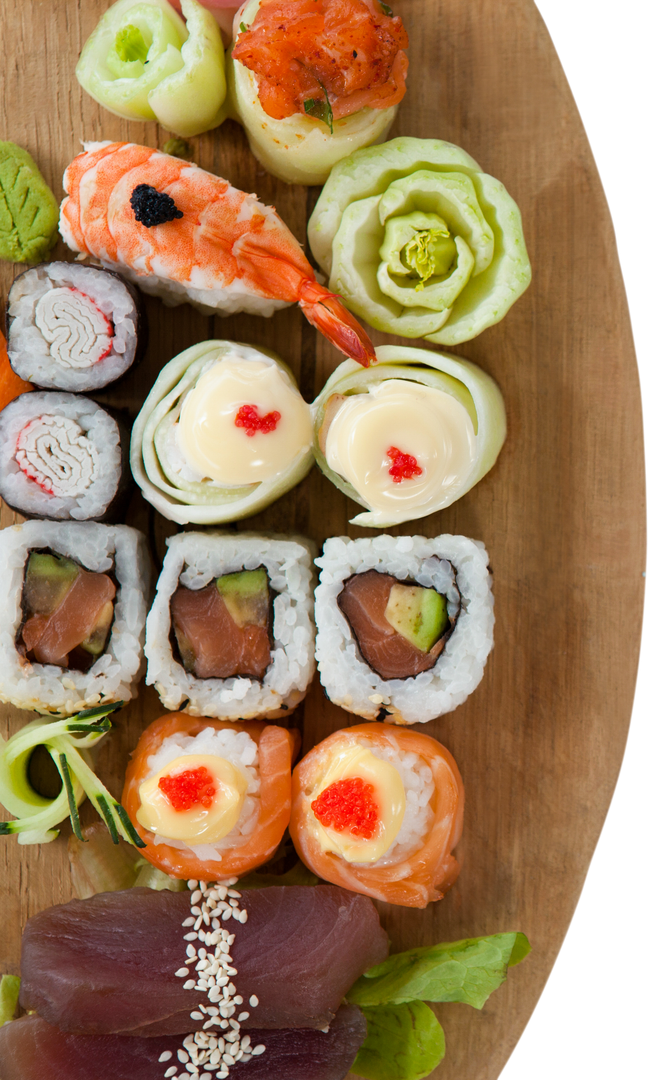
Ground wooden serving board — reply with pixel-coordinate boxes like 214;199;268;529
0;2;644;1077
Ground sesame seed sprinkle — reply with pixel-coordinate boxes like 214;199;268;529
163;879;265;1079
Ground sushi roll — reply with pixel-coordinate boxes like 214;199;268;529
0;391;130;521
0;520;149;716
131;341;314;524
312;344;506;527
122;712;300;879
228;0;409;185
145;531;316;719
315;534;494;725
6;262;146;392
290;723;464;908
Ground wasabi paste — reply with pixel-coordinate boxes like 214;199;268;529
0;142;58;264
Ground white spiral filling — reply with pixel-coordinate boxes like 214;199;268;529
34;287;113;369
16;415;100;497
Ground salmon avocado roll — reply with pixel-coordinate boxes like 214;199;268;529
291;723;464;908
123;713;299;879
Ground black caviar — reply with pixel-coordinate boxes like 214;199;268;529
130;184;183;227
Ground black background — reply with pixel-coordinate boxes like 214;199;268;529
498;6;639;1071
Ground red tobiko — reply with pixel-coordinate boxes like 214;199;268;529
159;766;217;811
311;776;379;839
235;404;282;436
386;445;423;483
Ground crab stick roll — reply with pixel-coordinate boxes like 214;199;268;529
122;713;299;879
0;521;149;715
291;723;464;908
228;0;408;185
145;532;315;719
0;391;130;521
6;263;146;393
131;341;314;524
315;534;494;725
312;344;505;527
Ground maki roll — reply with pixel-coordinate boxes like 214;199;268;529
122;712;299;879
290;723;464;908
145;532;315;719
315;534;494;725
0;520;149;715
0;392;129;521
6;262;146;392
228;0;408;185
312;344;506;527
131;341;313;524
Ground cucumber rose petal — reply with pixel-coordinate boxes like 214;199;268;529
308;136;531;344
76;0;227;136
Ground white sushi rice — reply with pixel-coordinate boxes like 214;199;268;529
145;532;316;720
142;727;261;862
7;262;140;391
315;534;494;725
354;734;434;867
0;521;150;715
0;392;122;520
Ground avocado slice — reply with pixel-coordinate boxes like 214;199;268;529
23;552;80;616
216;568;270;629
384;583;449;653
80;600;115;656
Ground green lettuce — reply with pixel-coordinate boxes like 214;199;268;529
353;1002;445;1080
308;136;531;345
0;975;20;1027
76;0;227;137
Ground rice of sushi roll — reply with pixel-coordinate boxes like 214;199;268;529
315;533;494;725
312;344;506;527
145;532;316;720
131;340;313;525
0;520;150;716
0;391;129;521
6;262;146;392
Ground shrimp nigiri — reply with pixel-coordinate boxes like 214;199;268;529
59;142;376;365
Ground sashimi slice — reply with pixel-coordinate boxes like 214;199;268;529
338;570;453;680
0;1005;366;1080
171;585;271;679
21;567;115;667
19;885;388;1035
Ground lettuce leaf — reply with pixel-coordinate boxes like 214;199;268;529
348;932;530;1010
0;975;20;1026
352;1001;445;1080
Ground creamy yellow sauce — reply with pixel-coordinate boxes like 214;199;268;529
309;742;406;864
137;753;248;845
324;381;478;525
178;355;312;486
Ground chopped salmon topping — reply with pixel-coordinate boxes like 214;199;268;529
159;766;217;812
311;776;379;839
232;0;409;121
387;445;423;483
235;403;282;436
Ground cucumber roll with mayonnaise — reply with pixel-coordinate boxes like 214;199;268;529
312;344;506;528
131;340;314;524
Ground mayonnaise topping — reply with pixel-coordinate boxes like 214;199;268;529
309;742;406;864
324;380;478;524
178;355;312;486
137;753;248;845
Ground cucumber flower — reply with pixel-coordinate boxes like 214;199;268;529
76;0;227;138
308;137;532;346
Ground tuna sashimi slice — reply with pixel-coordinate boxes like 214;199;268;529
19;886;388;1036
171;584;271;679
0;1005;366;1080
338;570;453;681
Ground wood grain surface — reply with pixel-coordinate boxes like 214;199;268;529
0;2;645;1078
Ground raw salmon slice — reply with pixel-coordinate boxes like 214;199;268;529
171;584;271;679
21;566;115;669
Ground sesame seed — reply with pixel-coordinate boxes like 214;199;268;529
183;917;195;927
159;1052;173;1063
191;906;202;916
177;1050;189;1063
165;1068;178;1078
252;1044;266;1055
191;890;202;904
188;880;199;889
238;910;248;924
190;1011;203;1021
238;1011;249;1021
184;933;198;941
249;995;259;1007
175;968;190;977
183;980;197;990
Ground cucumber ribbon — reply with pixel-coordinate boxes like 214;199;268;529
0;702;144;848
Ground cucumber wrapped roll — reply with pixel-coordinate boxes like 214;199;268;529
76;0;227;137
308;136;532;343
131;341;314;525
228;0;408;185
312;344;505;528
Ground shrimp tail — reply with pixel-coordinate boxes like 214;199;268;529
298;280;376;367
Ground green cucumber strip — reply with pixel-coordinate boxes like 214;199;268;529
96;794;120;845
114;803;147;849
56;753;84;842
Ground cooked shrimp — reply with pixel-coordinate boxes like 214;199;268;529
60;141;376;365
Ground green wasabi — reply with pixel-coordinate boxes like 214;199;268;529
0;141;59;264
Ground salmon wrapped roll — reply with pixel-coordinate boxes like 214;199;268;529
290;723;464;908
123;713;299;879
